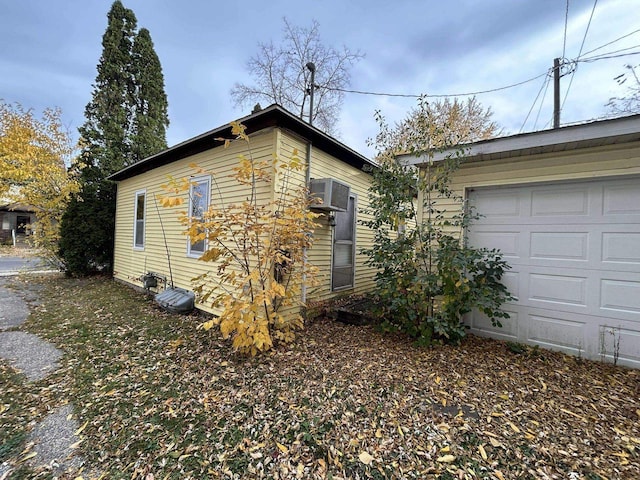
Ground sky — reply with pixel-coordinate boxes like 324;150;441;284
1;0;639;159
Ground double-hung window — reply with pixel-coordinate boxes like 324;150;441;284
133;190;146;249
187;175;210;257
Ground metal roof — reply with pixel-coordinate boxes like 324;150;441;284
108;104;374;181
401;114;640;166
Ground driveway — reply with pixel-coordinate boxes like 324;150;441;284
0;255;55;276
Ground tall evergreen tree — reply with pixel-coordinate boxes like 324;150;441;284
131;28;169;162
80;0;137;179
59;1;168;275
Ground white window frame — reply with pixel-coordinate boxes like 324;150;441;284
331;193;357;291
133;189;146;250
187;175;211;258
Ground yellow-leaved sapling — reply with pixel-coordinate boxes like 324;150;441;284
160;122;318;355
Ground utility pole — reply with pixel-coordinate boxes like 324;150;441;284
306;62;316;126
301;61;316;306
553;57;561;129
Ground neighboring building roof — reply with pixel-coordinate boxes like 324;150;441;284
402;114;640;166
109;104;375;182
0;203;35;213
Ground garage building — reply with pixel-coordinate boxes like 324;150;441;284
403;115;640;368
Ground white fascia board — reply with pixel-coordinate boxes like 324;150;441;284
400;114;640;166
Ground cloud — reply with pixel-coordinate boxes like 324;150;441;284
1;0;638;159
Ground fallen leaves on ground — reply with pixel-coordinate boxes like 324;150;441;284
0;276;638;479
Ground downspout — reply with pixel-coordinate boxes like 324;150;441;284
302;61;315;305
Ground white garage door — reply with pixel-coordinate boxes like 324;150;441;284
467;177;640;368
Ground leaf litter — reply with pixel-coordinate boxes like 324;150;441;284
0;276;638;479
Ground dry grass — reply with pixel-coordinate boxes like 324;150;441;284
0;276;638;479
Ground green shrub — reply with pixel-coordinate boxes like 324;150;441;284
362;101;512;345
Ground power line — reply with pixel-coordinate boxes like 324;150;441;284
562;0;570;59
325;47;638;101
327;46;639;101
520;69;552;133
534;73;553;130
327;88;418;99
540;49;639;130
579;28;640;58
327;71;548;99
576;0;598;59
579;46;640;62
560;0;598;114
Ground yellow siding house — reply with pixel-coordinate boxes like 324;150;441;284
109;104;377;316
401;114;640;368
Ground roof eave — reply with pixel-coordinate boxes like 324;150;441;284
401;114;640;166
108;104;375;182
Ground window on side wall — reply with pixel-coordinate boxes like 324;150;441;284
187;175;211;257
332;194;356;291
133;190;146;249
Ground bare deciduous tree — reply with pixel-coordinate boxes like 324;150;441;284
607;63;640;116
231;18;363;135
385;97;502;154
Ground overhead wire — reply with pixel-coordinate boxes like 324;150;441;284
318;22;637;134
579;28;640;58
324;46;637;103
560;0;599;113
579;46;640;62
562;0;570;59
327;71;549;99
519;69;552;133
533;73;553;130
576;0;599;59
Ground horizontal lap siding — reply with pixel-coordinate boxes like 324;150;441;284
114;129;277;314
279;131;376;304
454;144;640;190
422;142;640;233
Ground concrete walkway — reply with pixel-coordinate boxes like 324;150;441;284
0;277;91;477
0;286;30;330
0;331;61;381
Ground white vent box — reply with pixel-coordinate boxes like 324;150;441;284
310;178;350;211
